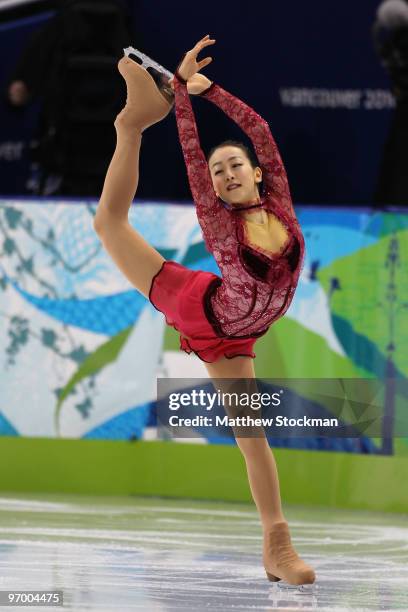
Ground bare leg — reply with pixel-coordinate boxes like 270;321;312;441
205;356;315;584
205;356;285;528
93;59;173;297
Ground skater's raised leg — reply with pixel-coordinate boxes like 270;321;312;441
93;58;173;297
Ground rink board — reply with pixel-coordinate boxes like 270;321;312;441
0;437;406;514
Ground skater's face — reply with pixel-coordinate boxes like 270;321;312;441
209;146;262;206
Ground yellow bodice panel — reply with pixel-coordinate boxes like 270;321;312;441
243;209;290;256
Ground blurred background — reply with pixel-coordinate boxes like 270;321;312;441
1;0;408;205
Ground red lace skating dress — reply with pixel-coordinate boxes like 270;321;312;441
149;74;305;363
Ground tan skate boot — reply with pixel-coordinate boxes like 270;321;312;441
115;56;173;132
263;521;315;585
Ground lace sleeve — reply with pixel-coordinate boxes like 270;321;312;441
173;75;232;252
202;83;298;229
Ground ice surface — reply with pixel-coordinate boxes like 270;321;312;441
0;493;407;610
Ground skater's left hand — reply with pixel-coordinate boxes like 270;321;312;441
168;73;212;95
176;35;216;81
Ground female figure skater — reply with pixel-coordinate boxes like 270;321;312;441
93;35;315;586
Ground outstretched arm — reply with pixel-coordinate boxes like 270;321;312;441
201;82;298;228
173;37;231;252
173;74;217;214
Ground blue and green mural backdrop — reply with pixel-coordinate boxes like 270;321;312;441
0;200;406;456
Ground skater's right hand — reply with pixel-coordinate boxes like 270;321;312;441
176;35;215;81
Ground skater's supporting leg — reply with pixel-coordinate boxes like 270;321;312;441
205;357;285;528
205;356;315;584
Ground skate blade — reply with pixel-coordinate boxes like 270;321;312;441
276;581;317;593
123;46;173;80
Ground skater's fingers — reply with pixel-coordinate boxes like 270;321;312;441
191;38;215;56
196;39;216;52
202;39;216;51
199;35;214;45
193;35;210;49
197;57;212;70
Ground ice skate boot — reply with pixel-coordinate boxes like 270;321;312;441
263;521;315;585
115;56;173;132
124;46;174;105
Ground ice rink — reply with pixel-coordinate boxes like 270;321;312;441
0;493;407;611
